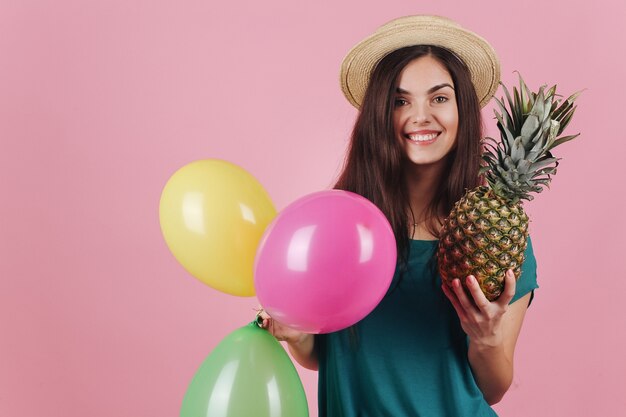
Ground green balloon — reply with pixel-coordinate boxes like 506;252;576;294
180;322;309;417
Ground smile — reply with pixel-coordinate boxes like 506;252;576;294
406;132;440;143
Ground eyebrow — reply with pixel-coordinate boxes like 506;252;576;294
396;83;455;95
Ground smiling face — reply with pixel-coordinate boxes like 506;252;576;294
393;55;459;169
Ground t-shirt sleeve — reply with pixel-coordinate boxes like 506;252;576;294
510;236;539;305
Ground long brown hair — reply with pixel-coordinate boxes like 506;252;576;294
334;45;483;265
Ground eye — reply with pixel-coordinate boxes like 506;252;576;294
394;98;408;107
433;96;449;104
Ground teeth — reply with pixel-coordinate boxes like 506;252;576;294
408;133;438;142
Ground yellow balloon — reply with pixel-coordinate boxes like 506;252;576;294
159;160;276;296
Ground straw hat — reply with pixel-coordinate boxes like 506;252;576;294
340;15;500;109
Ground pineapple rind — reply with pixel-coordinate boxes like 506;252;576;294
438;187;528;301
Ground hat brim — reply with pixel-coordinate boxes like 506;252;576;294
340;15;500;109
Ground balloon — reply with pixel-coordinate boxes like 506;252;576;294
159;160;276;296
254;190;397;333
180;322;309;417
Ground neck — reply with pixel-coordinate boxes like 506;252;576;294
404;161;447;225
410;223;439;240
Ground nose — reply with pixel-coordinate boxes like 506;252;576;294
411;102;431;124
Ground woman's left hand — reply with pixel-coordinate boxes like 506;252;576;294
442;269;516;348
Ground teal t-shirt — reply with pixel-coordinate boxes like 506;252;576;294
317;238;538;417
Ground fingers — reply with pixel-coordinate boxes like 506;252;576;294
442;272;515;345
449;276;483;315
443;274;509;321
497;269;516;307
464;275;490;312
255;306;272;330
262;316;280;339
255;307;292;342
442;281;468;322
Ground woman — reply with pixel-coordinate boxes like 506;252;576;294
261;15;537;416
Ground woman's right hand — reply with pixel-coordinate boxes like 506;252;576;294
257;309;309;345
257;308;319;370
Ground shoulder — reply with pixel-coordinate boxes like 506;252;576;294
510;236;539;305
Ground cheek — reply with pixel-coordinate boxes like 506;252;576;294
442;109;459;137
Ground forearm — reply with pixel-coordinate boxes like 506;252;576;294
444;274;530;406
287;334;318;371
468;341;513;405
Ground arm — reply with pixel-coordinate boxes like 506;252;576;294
442;270;530;405
258;312;319;371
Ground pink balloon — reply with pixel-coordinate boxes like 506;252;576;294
254;190;397;334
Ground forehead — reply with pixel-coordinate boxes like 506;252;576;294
396;56;454;89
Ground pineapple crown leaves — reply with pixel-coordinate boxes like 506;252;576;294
481;73;581;204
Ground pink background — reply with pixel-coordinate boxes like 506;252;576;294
1;0;624;416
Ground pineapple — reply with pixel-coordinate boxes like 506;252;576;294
438;74;581;300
